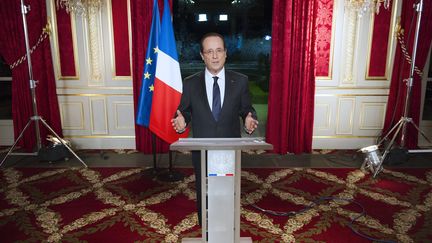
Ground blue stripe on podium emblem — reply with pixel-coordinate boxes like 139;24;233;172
208;173;234;177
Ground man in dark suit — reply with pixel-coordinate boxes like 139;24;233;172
171;32;258;225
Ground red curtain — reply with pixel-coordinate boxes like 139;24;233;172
266;0;317;154
131;0;170;153
382;0;432;149
0;0;62;151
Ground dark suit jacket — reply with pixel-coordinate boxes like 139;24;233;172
177;69;256;138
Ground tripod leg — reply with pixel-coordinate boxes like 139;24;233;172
407;120;432;144
373;121;404;177
377;119;404;146
39;118;88;168
360;158;369;172
0;119;34;167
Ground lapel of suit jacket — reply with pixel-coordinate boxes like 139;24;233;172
198;71;215;120
220;70;234;119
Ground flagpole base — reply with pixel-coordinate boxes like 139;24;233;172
157;169;184;182
142;167;166;178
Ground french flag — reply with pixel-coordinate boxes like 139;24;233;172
149;0;188;143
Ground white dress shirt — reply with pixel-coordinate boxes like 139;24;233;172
205;67;225;111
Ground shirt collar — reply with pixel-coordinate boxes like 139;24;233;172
205;67;225;81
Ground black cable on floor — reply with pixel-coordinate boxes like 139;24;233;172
249;196;397;243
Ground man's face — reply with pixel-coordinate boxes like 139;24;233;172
200;36;227;75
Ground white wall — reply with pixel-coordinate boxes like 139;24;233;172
4;0;429;150
313;0;401;149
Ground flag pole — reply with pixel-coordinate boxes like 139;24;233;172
157;150;184;182
142;133;165;177
151;0;185;182
152;133;157;169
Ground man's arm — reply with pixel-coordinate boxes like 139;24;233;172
239;75;258;134
171;78;192;133
172;110;187;133
244;112;259;134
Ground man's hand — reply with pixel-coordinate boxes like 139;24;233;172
244;112;258;134
171;110;187;133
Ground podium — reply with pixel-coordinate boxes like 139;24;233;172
170;138;273;243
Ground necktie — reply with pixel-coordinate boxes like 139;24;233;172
212;76;221;121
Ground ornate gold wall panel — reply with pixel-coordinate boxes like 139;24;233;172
107;0;132;80
48;0;80;80
86;11;104;84
341;8;358;85
365;0;397;80
46;0;135;149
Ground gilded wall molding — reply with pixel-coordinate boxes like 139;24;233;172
86;10;104;84
49;0;80;80
342;8;358;85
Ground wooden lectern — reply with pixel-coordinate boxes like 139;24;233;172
170;138;273;243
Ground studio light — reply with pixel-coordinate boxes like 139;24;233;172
361;0;432;176
180;0;195;4
219;14;228;21
0;0;87;168
198;14;207;22
360;145;383;177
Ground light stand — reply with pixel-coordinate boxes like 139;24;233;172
0;0;87;168
361;0;431;177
